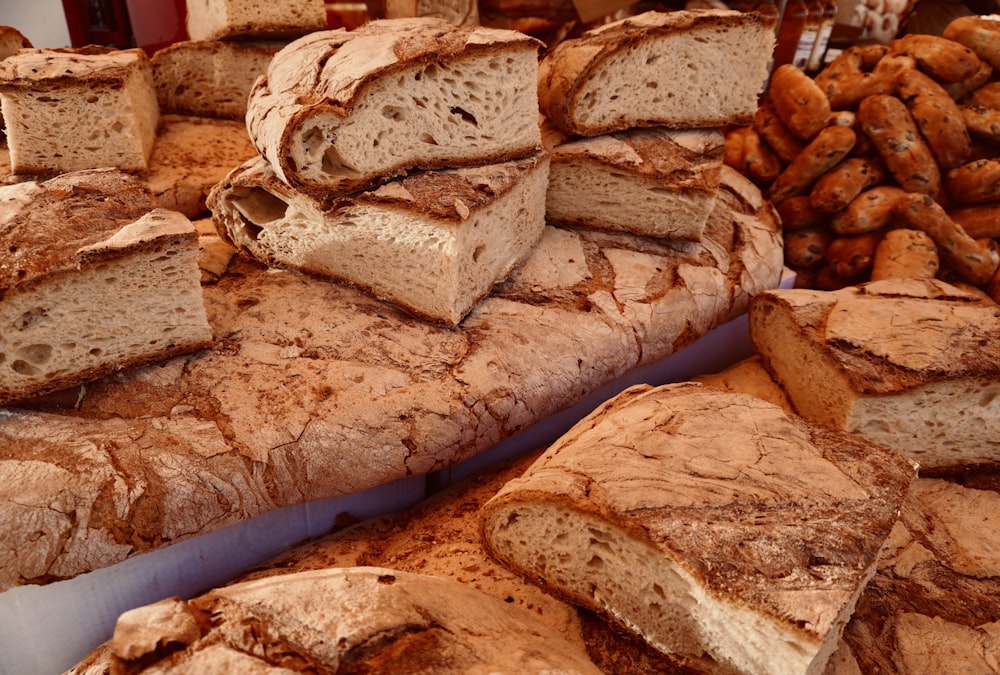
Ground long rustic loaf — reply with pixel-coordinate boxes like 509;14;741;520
151;40;282;120
543;121;724;241
184;0;328;41
0;47;159;175
480;382;916;675
748;278;1000;471
245;18;543;196
537;9;776;137
0;164;783;594
209;152;549;326
69;566;603;673
0;169;212;407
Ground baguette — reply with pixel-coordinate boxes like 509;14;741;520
245;18;543;197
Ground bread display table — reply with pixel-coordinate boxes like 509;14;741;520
0;165;783;673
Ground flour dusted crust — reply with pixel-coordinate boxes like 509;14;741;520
209;152;549;326
245;18;542;196
69;567;603;673
749;278;1000;470
480;383;916;674
0;164;782;591
538;9;776;137
543;121;725;241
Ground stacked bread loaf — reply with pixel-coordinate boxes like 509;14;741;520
151;0;329;121
209;17;550;326
538;9;776;241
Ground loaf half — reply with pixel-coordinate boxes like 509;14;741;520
538;9;776;137
70;567;603;673
748;278;1000;471
184;0;328;42
0;47;159;175
0;169;212;406
245;18;543;196
543;121;724;241
209;152;549;326
480;382;916;675
151;40;282;121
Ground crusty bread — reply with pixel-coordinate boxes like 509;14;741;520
0;168;212;406
184;0;328;41
537;9;776;137
245;18;543;197
209;152;549;326
0;47;159;175
0;26;30;59
385;0;479;25
69;567;603;673
151;40;282;120
542;119;724;241
748;278;1000;471
691;354;794;412
480;382;916;675
141;113;257;218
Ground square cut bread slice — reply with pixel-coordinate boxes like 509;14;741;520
542;120;724;241
151;40;283;121
184;0;328;42
208;152;549;326
245;17;543;197
480;382;916;675
538;9;776;137
0;47;159;176
748;278;1000;471
0;168;212;407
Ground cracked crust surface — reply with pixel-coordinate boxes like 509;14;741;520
0;165;782;591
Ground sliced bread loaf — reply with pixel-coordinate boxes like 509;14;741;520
245;18;543;196
480;382;916;675
151;40;282;120
0;169;212;406
184;0;328;41
0;47;159;175
208;152;549;326
538;9;776;137
543;120;724;241
748;278;1000;472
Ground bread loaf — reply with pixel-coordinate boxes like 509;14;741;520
0;164;783;593
0;47;159;175
537;9;776;137
69;567;603;673
0;168;212;406
749;278;1000;471
151;40;282;120
209;152;549;326
184;0;328;41
245;18;543;197
542;121;724;241
480;382;916;675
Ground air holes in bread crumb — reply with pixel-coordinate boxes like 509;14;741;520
472;244;485;262
382;105;404;121
10;360;38;376
450;106;478;126
16;307;48;330
19;344;52;365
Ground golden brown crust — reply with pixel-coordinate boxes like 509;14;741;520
871;228;940;281
809;156;885;214
896;68;971;170
768;64;832;141
753;100;806;164
888;33;982;83
830;185;908;235
943;15;1000;71
945;158;1000;204
768;124;856;205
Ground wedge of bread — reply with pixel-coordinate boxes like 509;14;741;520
0;47;159;175
184;0;328;41
543;120;724;241
538;9;776;137
0;169;212;406
480;382;916;675
151;40;282;120
748;278;1000;471
245;18;543;197
208;152;549;326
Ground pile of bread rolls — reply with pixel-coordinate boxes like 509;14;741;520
726;15;1000;299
